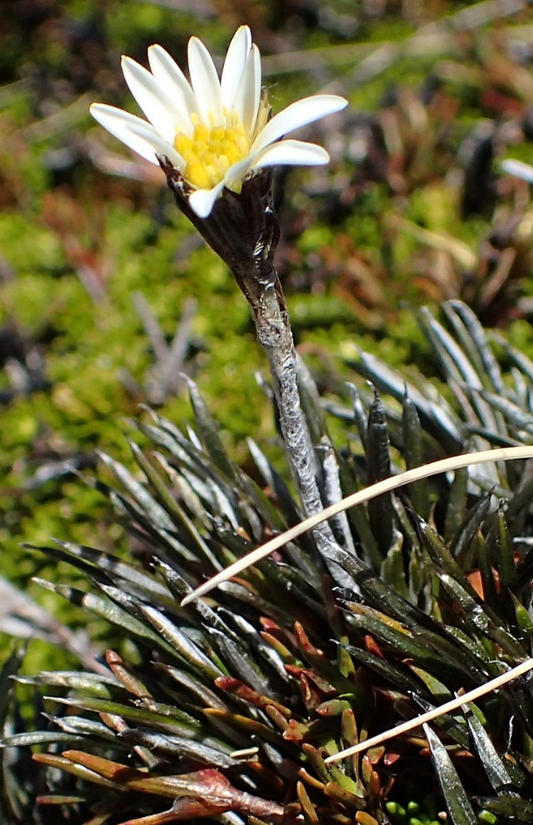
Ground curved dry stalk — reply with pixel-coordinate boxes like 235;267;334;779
325;657;533;762
181;444;533;605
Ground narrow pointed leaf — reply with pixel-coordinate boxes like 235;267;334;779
423;725;476;825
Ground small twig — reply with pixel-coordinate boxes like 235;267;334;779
0;576;106;675
23;94;92;141
133;291;169;363
260;2;529;83
133;292;197;403
129;0;213;16
149;297;197;402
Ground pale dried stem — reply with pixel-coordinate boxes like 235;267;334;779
182;445;533;604
325;657;533;762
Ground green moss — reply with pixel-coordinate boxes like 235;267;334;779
0;215;64;280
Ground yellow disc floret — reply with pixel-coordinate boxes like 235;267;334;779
175;111;250;190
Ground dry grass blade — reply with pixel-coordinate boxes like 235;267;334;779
325;657;533;762
181;446;533;605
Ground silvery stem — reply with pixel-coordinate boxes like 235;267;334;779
238;262;326;516
162;163;342;570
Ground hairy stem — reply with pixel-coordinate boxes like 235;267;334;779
163;164;343;572
240;266;322;506
235;255;346;574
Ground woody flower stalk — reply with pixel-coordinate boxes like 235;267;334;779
91;27;348;576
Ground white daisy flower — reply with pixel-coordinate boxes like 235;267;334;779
90;26;347;218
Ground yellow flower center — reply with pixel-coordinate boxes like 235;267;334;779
174;111;250;190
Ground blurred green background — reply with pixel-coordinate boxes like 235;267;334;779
1;0;533;616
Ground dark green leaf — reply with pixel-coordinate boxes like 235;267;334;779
423;725;476;825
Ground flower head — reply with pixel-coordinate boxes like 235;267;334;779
90;26;347;218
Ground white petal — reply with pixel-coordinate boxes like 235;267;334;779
501;158;533;183
187;36;222;125
90;103;163;164
233;44;261;136
188;182;226;218
147;45;196;128
224;156;255;188
252;139;330;170
221;26;251;111
121;56;182;142
252;94;347;154
126;120;185;169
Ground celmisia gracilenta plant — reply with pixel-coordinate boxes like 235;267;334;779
90;25;347;218
91;26;350;587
